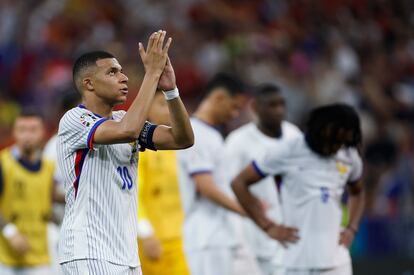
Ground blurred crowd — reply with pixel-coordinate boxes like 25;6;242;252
1;0;414;259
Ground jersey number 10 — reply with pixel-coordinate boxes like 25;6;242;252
117;166;133;190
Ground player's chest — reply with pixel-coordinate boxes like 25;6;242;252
286;155;353;188
104;142;139;166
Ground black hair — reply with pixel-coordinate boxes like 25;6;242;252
202;72;245;99
305;103;362;155
72;51;115;93
17;108;44;120
254;83;281;100
60;90;81;112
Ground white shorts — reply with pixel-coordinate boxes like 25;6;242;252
61;259;142;275
232;245;263;275
0;262;52;275
186;247;232;275
284;263;352;275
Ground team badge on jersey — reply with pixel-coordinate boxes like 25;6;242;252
80;113;98;127
335;161;348;175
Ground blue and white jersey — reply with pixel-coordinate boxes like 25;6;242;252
223;121;301;264
57;105;156;267
177;117;236;251
254;135;362;269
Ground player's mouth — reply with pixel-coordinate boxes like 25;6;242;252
120;87;128;95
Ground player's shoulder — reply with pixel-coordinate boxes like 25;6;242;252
59;106;100;130
112;109;126;121
338;146;361;163
281;121;302;138
0;147;10;159
225;122;255;143
191;117;222;140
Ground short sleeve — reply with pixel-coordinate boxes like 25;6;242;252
58;109;108;151
138;121;158;151
222;133;249;181
253;143;291;177
348;148;363;182
182;131;215;176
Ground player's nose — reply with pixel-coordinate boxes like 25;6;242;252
119;72;128;83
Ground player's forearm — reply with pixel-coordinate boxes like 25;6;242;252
197;181;245;215
231;177;273;230
120;72;161;139
346;187;365;232
166;97;194;148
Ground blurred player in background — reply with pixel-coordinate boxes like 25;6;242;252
178;73;257;275
57;31;193;275
232;104;365;275
0;110;64;275
222;84;301;275
137;90;190;275
43;91;81;275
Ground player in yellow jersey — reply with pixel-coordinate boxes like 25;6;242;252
0;110;65;275
137;90;190;275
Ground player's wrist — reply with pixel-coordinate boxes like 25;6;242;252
2;223;18;240
346;225;358;235
162;87;179;100
261;221;275;233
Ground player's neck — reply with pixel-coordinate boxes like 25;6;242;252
194;105;218;126
82;100;113;118
257;122;282;138
14;145;40;163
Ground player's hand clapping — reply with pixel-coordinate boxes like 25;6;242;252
265;223;300;248
139;30;172;77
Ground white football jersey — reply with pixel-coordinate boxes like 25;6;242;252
57;105;156;267
178;118;236;250
254;135;362;268
222;121;301;263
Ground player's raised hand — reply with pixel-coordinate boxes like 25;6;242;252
138;30;172;76
158;57;176;91
266;224;300;248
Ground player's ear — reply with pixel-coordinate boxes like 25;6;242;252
83;77;94;91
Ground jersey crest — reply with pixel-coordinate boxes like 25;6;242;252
80;113;98;127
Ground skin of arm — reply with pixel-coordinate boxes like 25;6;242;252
93;31;171;144
231;163;299;247
193;173;245;216
151;57;194;150
339;181;365;248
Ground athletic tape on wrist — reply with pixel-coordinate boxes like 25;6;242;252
163;87;179;100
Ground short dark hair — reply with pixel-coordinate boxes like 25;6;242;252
202;72;245;99
60;90;81;112
305;103;362;155
17;108;44;120
254;83;281;100
72;51;115;93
